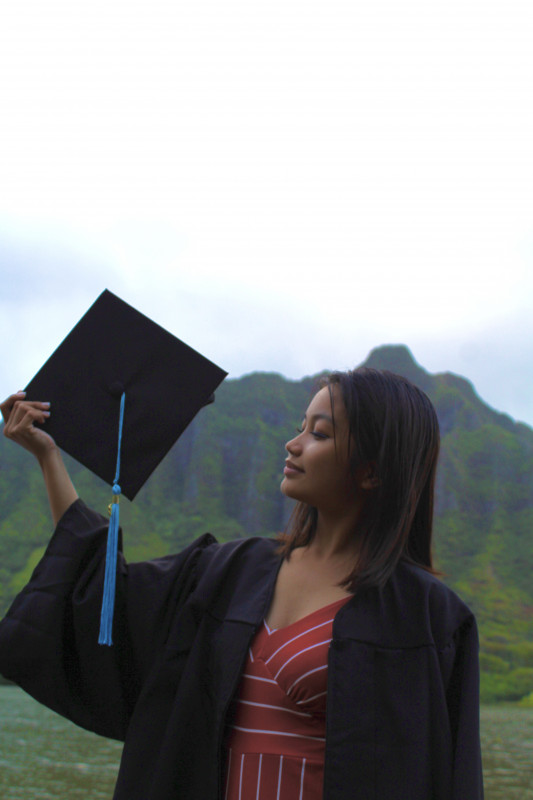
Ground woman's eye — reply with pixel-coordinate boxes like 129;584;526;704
295;425;328;439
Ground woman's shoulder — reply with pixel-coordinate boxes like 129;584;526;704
186;536;281;624
196;535;280;589
395;560;472;611
335;560;476;651
199;534;278;564
391;560;477;644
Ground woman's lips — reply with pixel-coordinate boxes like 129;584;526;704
284;461;304;476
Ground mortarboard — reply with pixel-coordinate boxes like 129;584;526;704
25;289;227;643
25;289;227;501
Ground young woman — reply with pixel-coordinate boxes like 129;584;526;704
0;368;484;799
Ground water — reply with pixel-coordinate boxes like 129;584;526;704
0;686;121;799
481;705;533;799
1;686;532;798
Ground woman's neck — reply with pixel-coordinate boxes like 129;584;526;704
307;511;361;562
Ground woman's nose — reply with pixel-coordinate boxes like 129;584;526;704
285;434;302;454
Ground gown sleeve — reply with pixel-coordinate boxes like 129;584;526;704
0;498;216;741
445;614;485;799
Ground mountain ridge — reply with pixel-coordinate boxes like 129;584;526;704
1;345;532;702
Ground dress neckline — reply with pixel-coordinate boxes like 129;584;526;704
264;594;352;636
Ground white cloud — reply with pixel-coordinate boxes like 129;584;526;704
0;0;532;425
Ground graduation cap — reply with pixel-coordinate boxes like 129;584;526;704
25;289;227;644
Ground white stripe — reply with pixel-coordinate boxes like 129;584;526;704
238;753;244;800
264;619;275;634
249;647;254;663
288;665;328;695
276;756;283;800
274;639;331;680
242;673;277;685
236;698;312;718
296;690;327;705
299;758;306;800
230;724;325;743
225;749;232;800
256;753;262;800
265;620;334;664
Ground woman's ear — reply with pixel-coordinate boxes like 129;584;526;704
360;462;379;490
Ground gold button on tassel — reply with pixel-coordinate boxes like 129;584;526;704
107;494;120;517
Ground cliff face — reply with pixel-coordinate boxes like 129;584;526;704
1;346;532;702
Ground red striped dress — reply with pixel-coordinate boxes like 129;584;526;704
223;596;352;800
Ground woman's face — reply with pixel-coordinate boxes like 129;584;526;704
280;386;357;515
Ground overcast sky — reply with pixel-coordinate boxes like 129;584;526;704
1;0;532;427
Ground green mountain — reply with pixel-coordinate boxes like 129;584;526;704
1;345;532;703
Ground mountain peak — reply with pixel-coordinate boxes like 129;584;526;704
360;344;434;392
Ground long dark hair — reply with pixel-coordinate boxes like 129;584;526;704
278;367;440;591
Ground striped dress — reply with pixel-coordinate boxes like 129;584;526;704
223;596;352;800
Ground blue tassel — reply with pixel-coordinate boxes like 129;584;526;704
98;392;125;646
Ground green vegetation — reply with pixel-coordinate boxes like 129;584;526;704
1;346;532;703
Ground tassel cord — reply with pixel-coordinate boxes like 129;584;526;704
98;391;125;646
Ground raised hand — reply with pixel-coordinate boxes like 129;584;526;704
1;392;56;461
1;392;78;523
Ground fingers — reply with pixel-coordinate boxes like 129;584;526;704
1;394;50;427
2;400;50;439
0;392;49;425
1;394;56;459
0;391;28;424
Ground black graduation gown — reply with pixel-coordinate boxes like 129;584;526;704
0;500;484;799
